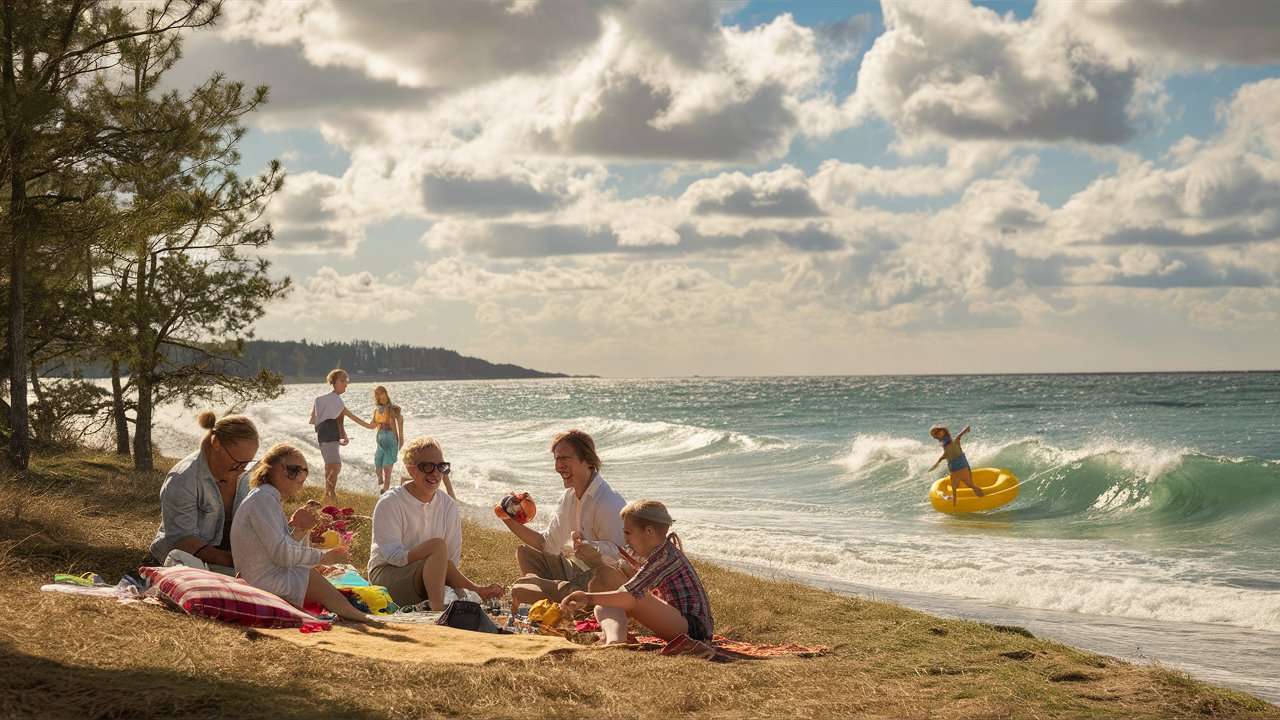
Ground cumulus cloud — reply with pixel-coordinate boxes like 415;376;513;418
1058;79;1280;248
265;172;366;253
421;173;566;216
1063;0;1280;67
187;1;1280;374
850;0;1147;147
812;143;1011;204
164;32;420;136
269;266;416;328
216;0;614;90
202;1;850;167
684;165;823;217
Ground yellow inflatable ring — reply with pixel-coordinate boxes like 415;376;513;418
930;467;1020;513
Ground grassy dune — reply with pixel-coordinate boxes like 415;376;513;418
1;449;1275;719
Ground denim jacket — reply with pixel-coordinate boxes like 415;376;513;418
149;448;251;564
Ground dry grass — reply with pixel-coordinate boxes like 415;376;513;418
0;449;1275;719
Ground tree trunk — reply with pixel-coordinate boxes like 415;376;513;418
7;178;30;471
111;360;130;455
132;370;153;470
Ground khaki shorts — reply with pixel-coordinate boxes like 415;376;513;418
519;548;592;602
369;560;427;607
319;441;342;465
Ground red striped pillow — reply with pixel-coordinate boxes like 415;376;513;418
140;565;331;630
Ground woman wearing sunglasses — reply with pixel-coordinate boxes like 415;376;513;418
368;437;504;610
149;412;260;573
231;444;383;623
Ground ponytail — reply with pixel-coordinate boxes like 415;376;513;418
198;412;259;447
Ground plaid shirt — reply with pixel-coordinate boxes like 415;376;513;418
623;538;713;637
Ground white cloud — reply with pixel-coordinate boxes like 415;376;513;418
217;0;613;90
849;0;1150;148
812;143;1011;204
183;1;1280;375
1061;0;1280;67
683;165;823;217
265;172;365;253
268;266;416;329
1057;79;1280;248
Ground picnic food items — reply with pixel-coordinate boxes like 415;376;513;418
307;504;357;545
494;492;536;524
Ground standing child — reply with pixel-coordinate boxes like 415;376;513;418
560;500;712;644
309;368;375;502
370;386;405;494
929;424;984;505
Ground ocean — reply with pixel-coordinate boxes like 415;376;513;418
149;372;1280;702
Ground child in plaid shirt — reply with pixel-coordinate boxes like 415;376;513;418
560;500;713;643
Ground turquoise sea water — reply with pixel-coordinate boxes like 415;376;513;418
151;372;1280;701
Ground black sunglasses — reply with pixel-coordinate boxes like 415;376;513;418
219;442;255;472
415;461;451;475
284;465;309;480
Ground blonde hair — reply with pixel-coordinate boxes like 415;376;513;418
930;424;950;439
621;499;681;551
327;368;348;385
197;412;258;447
401;436;443;467
374;385;398;412
248;443;303;488
552;429;601;473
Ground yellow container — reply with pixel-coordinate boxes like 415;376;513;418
930;467;1020;513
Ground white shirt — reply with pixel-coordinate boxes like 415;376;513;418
230;484;325;606
540;473;627;565
311;391;345;424
367;484;462;571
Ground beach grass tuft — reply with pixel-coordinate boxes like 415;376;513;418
0;448;1275;719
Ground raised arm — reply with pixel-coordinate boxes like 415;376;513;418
500;512;547;550
343;407;377;430
956;425;972;441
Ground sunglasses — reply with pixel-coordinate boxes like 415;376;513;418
284;465;309;480
219;442;255;472
415;461;451;475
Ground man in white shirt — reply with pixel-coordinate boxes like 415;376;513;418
309;368;375;502
501;429;628;605
368;436;502;610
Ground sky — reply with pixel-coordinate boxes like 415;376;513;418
164;0;1280;378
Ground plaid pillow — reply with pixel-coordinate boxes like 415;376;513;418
139;565;331;630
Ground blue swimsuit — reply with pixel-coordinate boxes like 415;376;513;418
942;437;969;472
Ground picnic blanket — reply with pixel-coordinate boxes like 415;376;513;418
618;634;829;662
249;622;583;665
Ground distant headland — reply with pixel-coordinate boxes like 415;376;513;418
238;340;577;383
66;340;576;383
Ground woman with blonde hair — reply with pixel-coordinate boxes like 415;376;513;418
368;437;501;609
560;499;713;644
370;385;405;494
149;412;259;573
231;443;382;623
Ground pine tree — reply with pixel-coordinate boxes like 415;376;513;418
1;1;220;470
90;32;288;470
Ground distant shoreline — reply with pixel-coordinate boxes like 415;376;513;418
281;372;596;385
